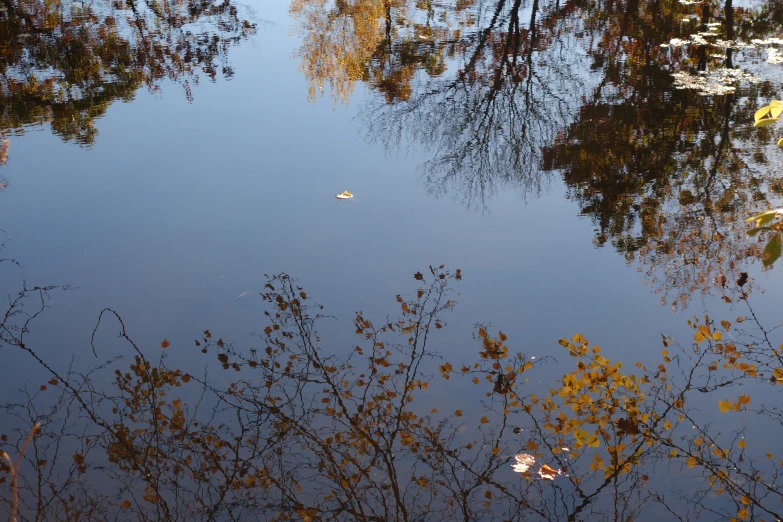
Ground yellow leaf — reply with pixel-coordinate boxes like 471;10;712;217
455;410;462;417
686;456;697;468
335;191;354;199
737;395;751;405
161;339;170;349
718;399;732;413
738;508;749;520
755;106;771;123
121;500;131;509
480;416;489;424
738;439;746;449
754;117;782;127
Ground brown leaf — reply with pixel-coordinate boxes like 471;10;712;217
616;418;640;436
538;464;561;480
161;339;170;349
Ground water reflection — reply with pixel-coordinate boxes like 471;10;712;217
291;0;783;308
0;0;255;148
2;267;782;521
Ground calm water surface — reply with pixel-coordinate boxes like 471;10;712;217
1;0;783;519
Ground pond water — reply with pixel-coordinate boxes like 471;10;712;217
2;0;783;520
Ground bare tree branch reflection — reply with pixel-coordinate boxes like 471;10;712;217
0;263;782;521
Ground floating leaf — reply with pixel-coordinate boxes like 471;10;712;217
335;190;354;200
747;226;771;236
538;464;561;480
754;106;771;123
753;117;782;127
161;339;170;349
511;453;535;473
762;233;782;267
745;209;781;226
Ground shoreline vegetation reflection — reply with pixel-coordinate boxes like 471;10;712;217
0;0;256;154
1;265;783;521
290;0;783;308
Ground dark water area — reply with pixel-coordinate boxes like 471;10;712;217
2;0;783;519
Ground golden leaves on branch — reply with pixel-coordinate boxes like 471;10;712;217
717;395;750;413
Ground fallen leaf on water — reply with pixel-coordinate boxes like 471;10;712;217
511;453;535;473
335;190;354;200
538;464;561;480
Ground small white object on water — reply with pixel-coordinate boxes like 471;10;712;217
511;453;535;473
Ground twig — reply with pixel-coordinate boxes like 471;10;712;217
1;422;40;522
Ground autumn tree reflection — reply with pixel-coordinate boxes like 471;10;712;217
2;268;783;521
291;0;783;307
0;0;254;148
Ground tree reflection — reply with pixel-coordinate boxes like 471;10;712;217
291;0;783;307
2;268;783;521
0;0;254;148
